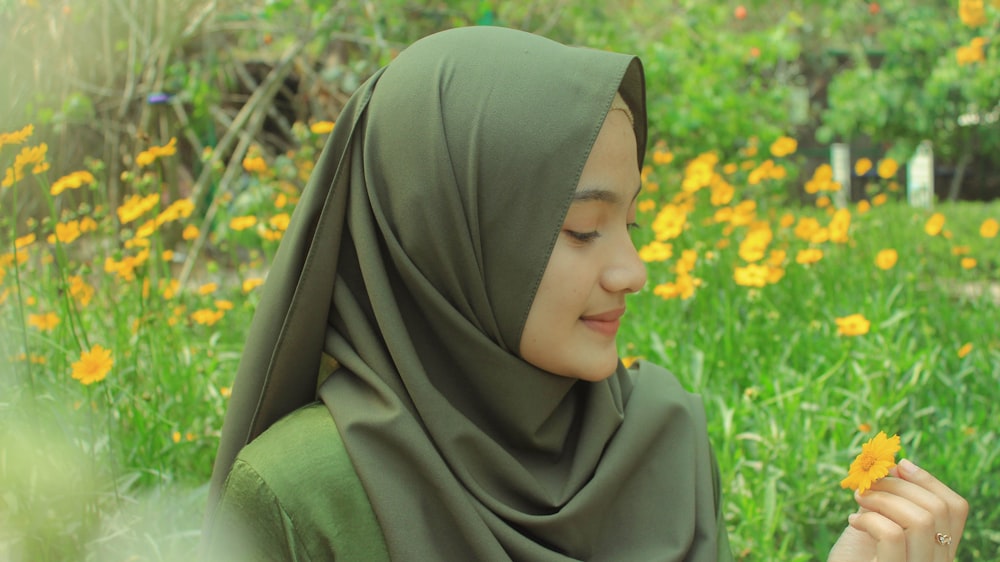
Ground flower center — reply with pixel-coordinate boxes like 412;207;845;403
859;453;877;470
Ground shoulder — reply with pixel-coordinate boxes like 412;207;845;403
233;402;371;521
236;402;345;486
217;403;388;560
627;360;703;409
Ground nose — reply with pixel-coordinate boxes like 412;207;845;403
602;232;647;294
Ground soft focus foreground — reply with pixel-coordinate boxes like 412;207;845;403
2;1;998;560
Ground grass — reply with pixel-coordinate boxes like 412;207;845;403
1;125;998;561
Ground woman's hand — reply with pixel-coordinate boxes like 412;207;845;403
828;459;968;562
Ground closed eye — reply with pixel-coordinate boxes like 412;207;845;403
565;229;601;243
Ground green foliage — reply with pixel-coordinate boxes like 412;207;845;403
819;0;1000;169
2;1;999;560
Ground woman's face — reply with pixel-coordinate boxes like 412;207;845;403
519;109;647;381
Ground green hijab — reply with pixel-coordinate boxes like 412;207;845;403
208;26;724;560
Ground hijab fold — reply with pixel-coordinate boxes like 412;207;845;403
208;26;723;561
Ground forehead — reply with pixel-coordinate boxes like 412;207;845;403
572;110;640;199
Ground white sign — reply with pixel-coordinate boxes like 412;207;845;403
830;143;851;208
907;141;933;209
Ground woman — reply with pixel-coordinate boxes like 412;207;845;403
202;26;967;561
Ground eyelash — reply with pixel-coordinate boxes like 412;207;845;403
565;222;641;243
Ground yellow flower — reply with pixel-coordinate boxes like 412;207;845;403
981;218;999;238
242;277;264;293
14;233;36;249
835;313;871;336
198;282;218;296
793;217;820;241
956;42;986;66
857;200;871;214
2;143;48;188
766;266;785;284
620;356;640;368
651;204;687;241
961;257;977;269
259;228;282;242
242;156;269;174
951;245;970;256
714;207;734;224
959;0;987;27
0;124;34;150
50;170;96;196
875;249;898;270
682;154;716;192
816;195;831;209
770;136;798;157
269;213;291;231
840;432;901;494
157;199;195;224
162;279;180;299
135;137;178;167
117;193;160;224
215;299;234;310
638;240;672;262
957;343;973;358
829;209;851;244
748;160;774;186
71;345;114;385
68;275;95;306
854;158;872;176
653;278;687;301
637;199;656;213
795;248;824;265
877;158;899;179
653;141;674;166
804;164;834;194
79;217;98;232
53;220;82;244
872;193;888;206
676;250;698;274
229;215;258;231
924;213;945;236
182;225;200;241
191;308;225;326
28;312;60;331
310;120;335;134
733;264;769;287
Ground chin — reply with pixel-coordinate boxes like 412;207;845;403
573;355;620;382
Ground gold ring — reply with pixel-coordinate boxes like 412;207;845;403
935;532;952;546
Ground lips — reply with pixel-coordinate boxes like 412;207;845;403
581;308;625;336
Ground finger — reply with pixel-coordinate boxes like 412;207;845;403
869;477;950;541
855;488;938;562
849;511;912;562
895;459;969;556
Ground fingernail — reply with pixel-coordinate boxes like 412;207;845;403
848;513;859;526
898;458;919;477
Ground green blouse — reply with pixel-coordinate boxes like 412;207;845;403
202;402;733;561
202;403;390;561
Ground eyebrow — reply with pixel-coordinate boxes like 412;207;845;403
572;184;643;205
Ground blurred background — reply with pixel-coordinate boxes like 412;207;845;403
1;1;997;560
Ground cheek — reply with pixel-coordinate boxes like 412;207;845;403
535;250;588;313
